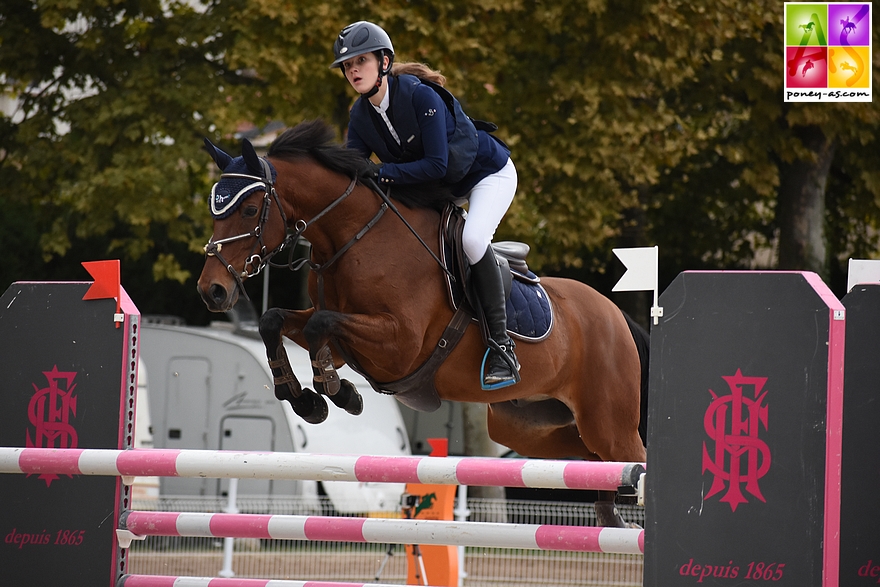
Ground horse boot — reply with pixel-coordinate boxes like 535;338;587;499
471;246;520;390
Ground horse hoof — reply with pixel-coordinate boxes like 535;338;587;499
289;389;328;424
594;501;627;528
341;380;363;415
325;379;363;416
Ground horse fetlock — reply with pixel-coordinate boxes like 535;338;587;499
594;501;627;528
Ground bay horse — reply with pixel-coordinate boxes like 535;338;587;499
197;120;648;526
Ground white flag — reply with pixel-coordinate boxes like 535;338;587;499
612;246;658;292
847;258;880;292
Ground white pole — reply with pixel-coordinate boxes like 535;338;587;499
218;478;239;578
454;485;470;587
262;268;270;315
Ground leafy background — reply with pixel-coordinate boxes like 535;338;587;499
1;0;878;328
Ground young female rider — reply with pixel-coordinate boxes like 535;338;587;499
331;21;520;390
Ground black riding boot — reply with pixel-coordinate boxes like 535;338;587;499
471;247;520;389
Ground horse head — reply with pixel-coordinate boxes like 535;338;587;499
197;139;289;312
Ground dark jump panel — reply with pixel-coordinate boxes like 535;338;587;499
840;284;880;586
0;282;138;587
644;272;844;587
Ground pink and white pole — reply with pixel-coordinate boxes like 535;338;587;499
118;510;644;555
118;577;443;587
0;447;644;492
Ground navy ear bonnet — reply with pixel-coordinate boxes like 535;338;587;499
204;139;277;219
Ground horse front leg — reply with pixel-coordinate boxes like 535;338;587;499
302;308;417;417
259;307;328;424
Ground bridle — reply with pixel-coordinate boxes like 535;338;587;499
204;157;453;308
203;161;288;302
203;158;373;305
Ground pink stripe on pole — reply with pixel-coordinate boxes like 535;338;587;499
563;461;621;491
303;516;367;542
638;529;645;553
125;512;182;536
19;448;84;475
455;459;526;487
121;578;414;587
117;449;181;478
353;456;421;483
210;514;272;539
120;576;178;587
534;525;601;552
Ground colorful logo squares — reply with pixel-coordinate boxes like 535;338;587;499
784;3;872;102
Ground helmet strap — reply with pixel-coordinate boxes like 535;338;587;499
362;73;383;99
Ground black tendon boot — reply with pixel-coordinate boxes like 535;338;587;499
471;247;521;389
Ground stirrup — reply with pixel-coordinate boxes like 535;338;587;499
480;344;521;391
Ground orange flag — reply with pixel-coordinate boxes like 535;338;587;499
82;260;122;326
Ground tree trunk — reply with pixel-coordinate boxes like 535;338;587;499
776;125;835;279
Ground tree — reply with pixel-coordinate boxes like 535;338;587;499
0;0;242;296
3;0;878;312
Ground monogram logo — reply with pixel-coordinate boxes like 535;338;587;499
26;366;79;486
701;369;771;512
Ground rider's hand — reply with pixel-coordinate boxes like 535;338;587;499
360;160;382;182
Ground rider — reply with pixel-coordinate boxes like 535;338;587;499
331;20;520;389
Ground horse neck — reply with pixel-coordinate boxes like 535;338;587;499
283;163;448;309
271;162;368;254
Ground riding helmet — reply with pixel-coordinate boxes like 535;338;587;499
330;21;394;75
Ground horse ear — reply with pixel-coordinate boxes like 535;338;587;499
241;139;263;176
204;138;233;171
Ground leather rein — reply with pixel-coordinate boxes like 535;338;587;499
204;159;452;308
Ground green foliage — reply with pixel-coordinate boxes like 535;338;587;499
1;0;879;320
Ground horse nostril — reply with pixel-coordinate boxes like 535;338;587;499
209;284;227;304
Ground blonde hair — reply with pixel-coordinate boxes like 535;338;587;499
390;61;446;86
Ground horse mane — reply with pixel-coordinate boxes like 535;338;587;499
267;119;456;212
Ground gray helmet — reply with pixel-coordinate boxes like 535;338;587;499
330;21;394;75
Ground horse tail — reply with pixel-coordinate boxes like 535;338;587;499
621;311;650;447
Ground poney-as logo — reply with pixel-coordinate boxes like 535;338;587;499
25;366;79;487
784;2;872;102
701;369;771;512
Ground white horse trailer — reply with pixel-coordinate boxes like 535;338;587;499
136;319;410;513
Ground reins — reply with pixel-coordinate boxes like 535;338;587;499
205;157;454;308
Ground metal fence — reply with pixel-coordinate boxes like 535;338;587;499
127;495;644;587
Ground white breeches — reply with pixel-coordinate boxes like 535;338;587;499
462;158;517;264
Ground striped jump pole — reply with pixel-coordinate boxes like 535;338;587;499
118;577;442;587
0;447;645;492
118;510;644;555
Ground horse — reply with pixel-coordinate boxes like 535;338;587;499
196;120;649;527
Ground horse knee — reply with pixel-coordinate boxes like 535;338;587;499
302;310;344;347
259;308;286;345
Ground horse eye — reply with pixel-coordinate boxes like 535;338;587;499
242;205;258;218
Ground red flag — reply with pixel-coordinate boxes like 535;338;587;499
427;437;449;457
82;260;122;326
82;260;120;301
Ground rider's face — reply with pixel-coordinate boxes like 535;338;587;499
342;53;386;94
